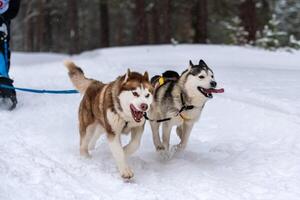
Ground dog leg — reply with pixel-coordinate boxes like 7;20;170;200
88;131;101;151
176;125;183;140
124;126;143;157
173;122;194;152
88;125;104;151
162;122;172;150
150;121;164;151
80;123;98;157
108;134;134;179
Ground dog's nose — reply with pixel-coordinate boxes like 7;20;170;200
210;81;217;88
140;103;148;111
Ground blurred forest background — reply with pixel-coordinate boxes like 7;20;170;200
10;0;300;54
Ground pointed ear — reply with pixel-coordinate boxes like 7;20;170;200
199;59;207;67
188;60;194;71
143;71;149;81
123;69;131;83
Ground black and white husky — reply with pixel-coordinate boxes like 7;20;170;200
148;60;224;157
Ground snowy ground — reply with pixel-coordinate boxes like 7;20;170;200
1;45;300;200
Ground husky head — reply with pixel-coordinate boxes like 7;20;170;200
183;60;218;99
118;69;153;123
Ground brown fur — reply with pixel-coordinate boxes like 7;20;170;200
121;71;153;93
64;61;94;94
64;61;152;178
75;73;152;138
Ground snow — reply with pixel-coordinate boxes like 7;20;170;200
1;45;300;200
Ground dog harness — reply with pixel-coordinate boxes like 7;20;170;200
143;93;194;123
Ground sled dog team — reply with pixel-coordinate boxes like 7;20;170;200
64;59;224;179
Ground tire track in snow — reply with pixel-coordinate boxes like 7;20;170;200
220;89;300;122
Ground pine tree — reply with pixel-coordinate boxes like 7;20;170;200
255;14;287;50
275;0;300;39
224;16;249;45
239;0;257;42
288;35;300;50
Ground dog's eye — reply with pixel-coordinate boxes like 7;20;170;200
145;93;150;98
211;75;214;78
132;92;140;97
199;75;205;79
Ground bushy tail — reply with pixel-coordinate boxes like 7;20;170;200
64;61;92;94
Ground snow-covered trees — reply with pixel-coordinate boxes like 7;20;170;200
255;14;300;51
9;0;300;53
289;35;300;50
224;17;249;45
275;0;300;41
255;14;287;50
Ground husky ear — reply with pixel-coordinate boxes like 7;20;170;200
199;59;207;67
188;60;194;71
143;71;149;81
123;69;131;83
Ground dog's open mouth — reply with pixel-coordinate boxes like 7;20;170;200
130;104;144;122
197;87;224;98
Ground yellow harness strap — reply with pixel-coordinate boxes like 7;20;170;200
179;113;191;121
158;77;165;86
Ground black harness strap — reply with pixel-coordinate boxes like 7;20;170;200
123;121;129;130
144;93;194;123
143;113;172;123
178;93;194;112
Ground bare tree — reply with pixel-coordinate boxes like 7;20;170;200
150;0;160;43
35;0;45;51
43;0;52;51
239;0;257;42
193;0;208;43
160;0;172;43
99;0;110;47
67;0;79;54
134;0;148;44
24;1;35;51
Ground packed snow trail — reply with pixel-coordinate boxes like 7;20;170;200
1;45;300;200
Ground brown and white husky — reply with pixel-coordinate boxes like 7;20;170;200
64;61;153;179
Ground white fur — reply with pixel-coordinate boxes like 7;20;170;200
124;126;144;156
184;70;214;107
118;86;153;122
106;103;146;178
131;87;153;111
107;109;126;133
108;134;134;179
80;122;99;157
88;125;105;150
184;76;207;107
150;66;217;156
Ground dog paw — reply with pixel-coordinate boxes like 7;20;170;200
170;144;181;153
156;144;165;151
158;150;172;161
80;149;92;158
88;145;96;151
120;167;134;179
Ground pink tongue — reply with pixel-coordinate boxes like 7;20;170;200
135;111;143;120
205;88;225;93
137;112;142;119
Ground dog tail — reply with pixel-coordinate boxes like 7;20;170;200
64;61;92;94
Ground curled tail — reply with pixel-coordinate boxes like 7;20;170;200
64;61;92;94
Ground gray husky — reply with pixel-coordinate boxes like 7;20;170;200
148;60;224;156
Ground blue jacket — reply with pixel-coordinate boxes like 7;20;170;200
0;0;20;76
